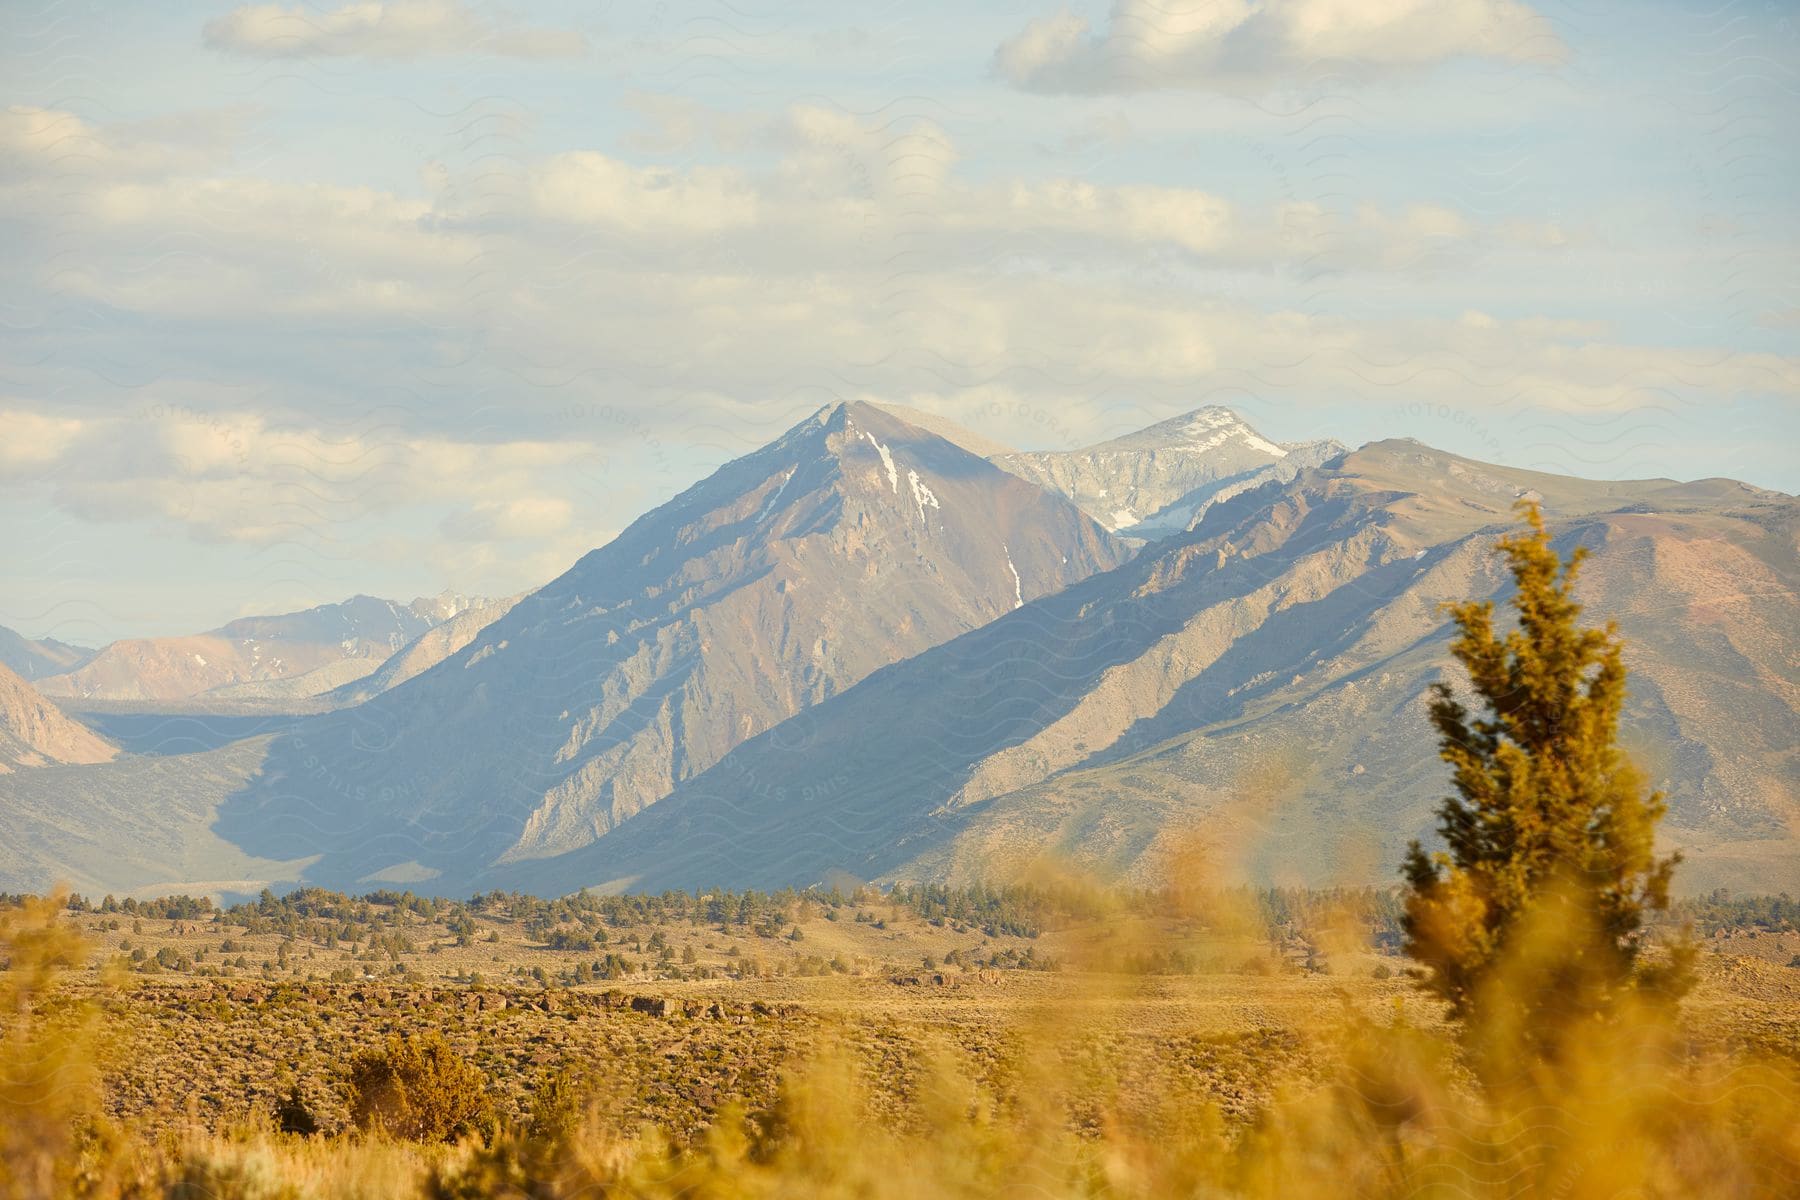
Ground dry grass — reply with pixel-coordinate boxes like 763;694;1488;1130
3;888;1797;1198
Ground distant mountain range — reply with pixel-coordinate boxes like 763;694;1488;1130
28;592;485;703
0;406;1792;900
319;594;526;709
0;626;95;682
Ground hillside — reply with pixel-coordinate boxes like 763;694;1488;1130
1;430;1793;900
515;441;1798;897
0;661;118;773
319;593;525;708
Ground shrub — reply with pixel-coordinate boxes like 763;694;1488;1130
526;1065;587;1142
275;1084;319;1136
343;1032;492;1143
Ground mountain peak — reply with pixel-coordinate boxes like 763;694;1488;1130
0;624;94;682
787;401;1019;462
1087;406;1289;457
196;404;1130;889
521;437;1800;899
989;406;1343;537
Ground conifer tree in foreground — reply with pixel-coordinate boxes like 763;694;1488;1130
1402;502;1689;1045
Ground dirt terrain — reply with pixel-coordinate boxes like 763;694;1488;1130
59;897;1800;1142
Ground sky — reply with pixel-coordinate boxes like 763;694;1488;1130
1;0;1795;643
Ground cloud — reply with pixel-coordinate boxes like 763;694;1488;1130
5;94;1789;608
1000;178;1234;254
0;409;85;472
0;105;242;181
994;0;1566;94
6;99;1760;428
773;105;959;198
204;0;587;61
6;100;1550;347
530;153;761;235
4;401;604;552
441;495;574;542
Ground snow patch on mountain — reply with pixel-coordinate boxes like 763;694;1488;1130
908;469;940;524
860;431;898;492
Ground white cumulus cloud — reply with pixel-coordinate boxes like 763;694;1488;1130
204;0;587;61
994;0;1566;93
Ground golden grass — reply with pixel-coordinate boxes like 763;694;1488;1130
4;887;1798;1199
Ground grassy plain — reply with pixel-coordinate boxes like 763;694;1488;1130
4;887;1797;1197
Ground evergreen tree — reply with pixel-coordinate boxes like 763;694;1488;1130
1402;502;1689;1038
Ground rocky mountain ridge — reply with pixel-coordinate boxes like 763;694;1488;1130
0;625;95;681
507;440;1797;898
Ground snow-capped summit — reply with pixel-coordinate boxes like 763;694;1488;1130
989;407;1344;538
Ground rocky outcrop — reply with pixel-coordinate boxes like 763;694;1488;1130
321;593;524;708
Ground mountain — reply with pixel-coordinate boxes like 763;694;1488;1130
196;593;517;707
196;658;393;705
0;661;117;773
508;440;1798;898
991;407;1344;539
406;592;488;624
191;401;1128;889
34;593;477;703
0;625;95;681
320;593;525;707
3;422;1793;901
